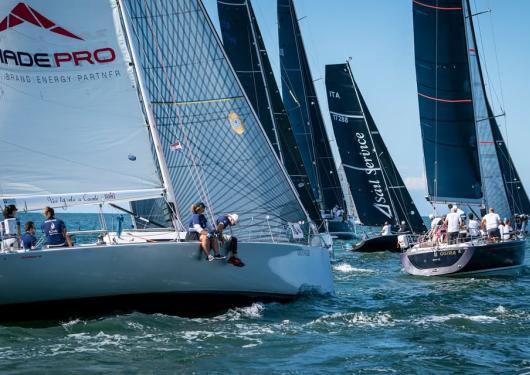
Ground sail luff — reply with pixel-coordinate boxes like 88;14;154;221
116;0;181;229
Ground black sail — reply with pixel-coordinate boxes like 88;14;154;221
488;105;530;215
358;81;427;233
325;63;426;232
217;0;321;222
413;0;482;203
278;0;343;212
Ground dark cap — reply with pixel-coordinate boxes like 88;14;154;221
195;202;206;209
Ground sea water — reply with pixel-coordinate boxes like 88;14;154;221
1;213;529;373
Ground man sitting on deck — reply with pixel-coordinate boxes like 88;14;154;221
41;207;72;248
215;213;244;267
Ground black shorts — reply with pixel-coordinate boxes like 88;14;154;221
487;228;500;238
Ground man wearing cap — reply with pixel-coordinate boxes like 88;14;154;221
215;213;244;267
187;202;225;261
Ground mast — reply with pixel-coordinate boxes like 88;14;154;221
115;0;182;230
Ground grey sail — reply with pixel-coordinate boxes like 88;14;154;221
217;0;321;222
122;0;309;242
278;0;344;213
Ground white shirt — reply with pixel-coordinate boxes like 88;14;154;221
483;212;501;230
502;225;512;240
381;224;392;236
446;212;461;233
431;217;442;230
468;219;480;237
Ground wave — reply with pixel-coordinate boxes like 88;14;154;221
308;311;394;328
333;263;375;274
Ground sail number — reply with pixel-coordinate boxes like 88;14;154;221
331;113;349;124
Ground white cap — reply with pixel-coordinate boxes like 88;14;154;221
228;213;239;224
428;214;434;220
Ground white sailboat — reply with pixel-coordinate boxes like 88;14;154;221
0;0;333;321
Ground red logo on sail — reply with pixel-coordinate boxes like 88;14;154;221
0;3;83;40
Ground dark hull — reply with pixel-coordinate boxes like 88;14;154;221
0;291;296;325
401;239;526;276
327;220;356;240
352;234;399;253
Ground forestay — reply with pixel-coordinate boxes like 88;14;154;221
0;0;163;209
121;0;309;242
217;0;321;223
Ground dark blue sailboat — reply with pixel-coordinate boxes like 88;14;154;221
278;0;354;238
325;62;427;252
402;0;527;276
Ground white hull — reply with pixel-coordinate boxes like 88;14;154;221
0;241;333;318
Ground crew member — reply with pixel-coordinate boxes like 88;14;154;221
481;208;502;240
41;206;73;248
215;213;244;267
187;202;225;261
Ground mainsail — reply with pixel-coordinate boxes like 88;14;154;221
0;0;163;211
121;0;309;242
326;63;427;233
217;0;321;222
278;0;343;212
413;0;528;219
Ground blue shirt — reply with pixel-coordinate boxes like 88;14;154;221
188;214;208;232
21;232;37;250
41;218;66;245
216;215;231;229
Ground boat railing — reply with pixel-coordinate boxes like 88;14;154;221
400;230;526;252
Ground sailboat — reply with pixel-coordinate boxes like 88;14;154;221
216;0;321;225
277;0;355;239
0;0;333;322
401;0;528;276
325;62;427;252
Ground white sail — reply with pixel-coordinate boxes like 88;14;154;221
0;1;162;203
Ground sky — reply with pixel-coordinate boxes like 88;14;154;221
202;0;530;215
